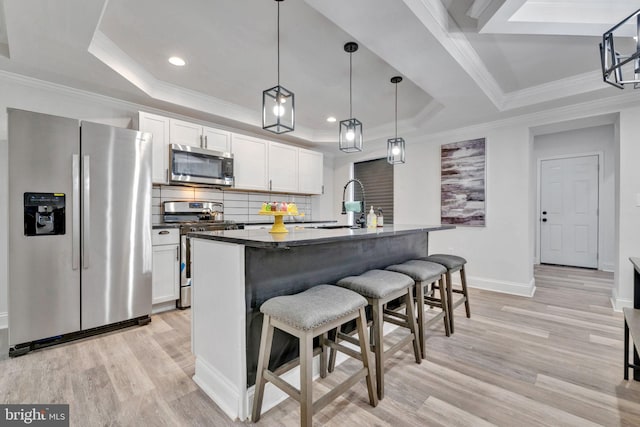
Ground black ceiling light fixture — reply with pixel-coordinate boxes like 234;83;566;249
600;8;640;89
339;42;363;153
387;76;405;165
262;0;294;134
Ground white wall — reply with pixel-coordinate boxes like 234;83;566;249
0;139;7;328
533;125;616;271
613;107;640;309
0;72;335;330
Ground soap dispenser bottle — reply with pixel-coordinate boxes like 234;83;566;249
367;206;377;228
376;208;384;227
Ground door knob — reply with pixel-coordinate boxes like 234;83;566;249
542;218;547;222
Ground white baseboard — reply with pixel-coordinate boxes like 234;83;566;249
193;358;243;421
0;312;6;329
151;301;177;315
600;262;615;272
611;296;633;312
467;276;536;297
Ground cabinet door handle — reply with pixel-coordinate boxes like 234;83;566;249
205;135;208;148
200;134;203;148
269;179;272;191
165;168;169;183
159;230;170;235
322;185;324;195
176;246;179;261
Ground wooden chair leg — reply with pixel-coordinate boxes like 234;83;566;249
356;307;378;407
299;331;314;427
328;327;339;373
446;271;455;334
252;315;275;422
460;265;471;318
372;300;385;400
320;331;328;378
405;288;422;364
415;280;426;359
438;277;451;337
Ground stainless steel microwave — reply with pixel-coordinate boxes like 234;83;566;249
169;144;234;187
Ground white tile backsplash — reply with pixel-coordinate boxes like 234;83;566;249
153;185;313;224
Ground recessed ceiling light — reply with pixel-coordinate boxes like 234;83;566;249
326;116;337;123
168;56;186;67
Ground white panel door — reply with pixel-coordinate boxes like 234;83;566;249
232;135;269;191
540;155;598;268
268;142;298;193
169;118;203;148
202;126;231;152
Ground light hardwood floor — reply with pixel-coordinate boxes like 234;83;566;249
1;264;639;426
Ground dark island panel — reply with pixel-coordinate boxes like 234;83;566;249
244;231;430;386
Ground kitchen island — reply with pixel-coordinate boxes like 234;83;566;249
188;224;453;421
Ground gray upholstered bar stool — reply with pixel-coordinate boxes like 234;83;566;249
423;254;470;333
385;260;449;358
252;285;377;427
334;269;422;400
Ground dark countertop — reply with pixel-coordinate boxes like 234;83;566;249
188;224;454;248
153;220;337;229
241;219;337;226
152;223;181;229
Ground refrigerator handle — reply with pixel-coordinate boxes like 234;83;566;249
82;155;91;269
72;154;80;270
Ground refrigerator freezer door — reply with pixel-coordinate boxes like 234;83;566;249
80;122;153;330
8;109;81;346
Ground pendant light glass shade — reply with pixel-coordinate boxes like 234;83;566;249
262;0;294;134
387;76;406;164
387;137;405;164
339;42;363;152
339;118;363;152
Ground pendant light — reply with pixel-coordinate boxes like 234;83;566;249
262;0;294;134
339;42;363;153
387;76;405;164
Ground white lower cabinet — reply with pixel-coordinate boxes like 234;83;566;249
152;229;180;305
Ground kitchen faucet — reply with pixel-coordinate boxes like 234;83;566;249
341;178;367;228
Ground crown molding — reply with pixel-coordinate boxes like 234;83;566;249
420;89;640;143
502;70;606;111
402;0;505;109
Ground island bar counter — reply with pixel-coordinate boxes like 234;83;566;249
189;224;454;421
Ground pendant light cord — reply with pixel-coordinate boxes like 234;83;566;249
349;52;353;119
277;1;280;86
394;82;398;138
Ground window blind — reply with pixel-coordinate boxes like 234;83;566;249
353;158;394;224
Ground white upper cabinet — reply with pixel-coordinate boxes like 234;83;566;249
298;148;324;195
169;118;204;148
139;111;322;194
202;126;231;153
139;111;170;184
231;134;269;191
169;119;231;152
268;142;299;193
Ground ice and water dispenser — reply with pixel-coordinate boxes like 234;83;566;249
23;192;66;236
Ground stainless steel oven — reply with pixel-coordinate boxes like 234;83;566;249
163;201;238;309
169;144;234;187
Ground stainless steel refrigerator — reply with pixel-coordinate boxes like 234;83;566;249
8;109;153;352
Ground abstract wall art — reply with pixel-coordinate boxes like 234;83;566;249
440;138;486;226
